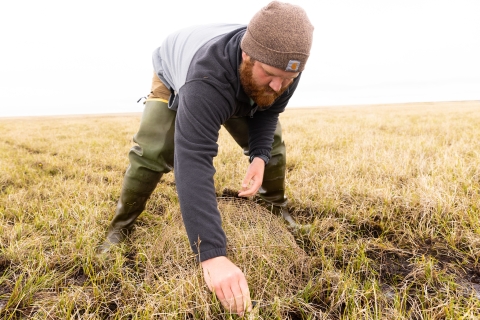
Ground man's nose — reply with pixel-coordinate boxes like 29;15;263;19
269;78;283;92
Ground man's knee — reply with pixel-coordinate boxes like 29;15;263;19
148;72;171;101
129;99;176;174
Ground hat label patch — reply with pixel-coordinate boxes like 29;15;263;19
285;60;300;72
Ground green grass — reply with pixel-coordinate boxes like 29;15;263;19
1;101;480;319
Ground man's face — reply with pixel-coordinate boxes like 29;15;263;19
239;52;299;108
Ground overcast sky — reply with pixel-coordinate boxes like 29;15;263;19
1;0;479;117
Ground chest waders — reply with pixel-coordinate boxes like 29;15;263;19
98;98;175;252
98;99;290;252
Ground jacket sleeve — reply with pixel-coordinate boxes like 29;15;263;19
247;74;302;162
173;80;233;262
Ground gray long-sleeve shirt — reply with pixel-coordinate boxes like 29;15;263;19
152;24;301;261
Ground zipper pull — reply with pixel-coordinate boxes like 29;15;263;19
250;105;258;118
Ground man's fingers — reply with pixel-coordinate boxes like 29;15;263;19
219;296;241;314
214;286;227;307
218;278;251;316
230;281;247;315
201;256;252;316
241;174;253;190
250;178;262;193
239;175;262;197
238;189;255;197
218;291;239;314
239;278;252;313
239;157;265;197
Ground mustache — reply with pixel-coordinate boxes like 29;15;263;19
239;58;289;107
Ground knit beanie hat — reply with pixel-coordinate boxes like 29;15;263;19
241;1;314;73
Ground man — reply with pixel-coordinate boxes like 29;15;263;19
99;1;313;316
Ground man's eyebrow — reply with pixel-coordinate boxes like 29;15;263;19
262;65;299;79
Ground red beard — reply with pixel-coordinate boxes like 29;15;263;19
239;58;289;108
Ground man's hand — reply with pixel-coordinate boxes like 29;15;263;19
201;256;252;316
238;157;265;197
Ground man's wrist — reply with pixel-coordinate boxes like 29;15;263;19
201;255;228;266
249;154;269;164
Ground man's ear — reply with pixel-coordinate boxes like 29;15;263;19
242;51;249;61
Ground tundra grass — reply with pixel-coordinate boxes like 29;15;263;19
0;101;479;319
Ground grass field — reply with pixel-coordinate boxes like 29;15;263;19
1;101;479;319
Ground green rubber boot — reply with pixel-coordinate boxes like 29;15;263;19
254;122;308;231
98;100;176;252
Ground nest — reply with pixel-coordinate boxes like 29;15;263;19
218;197;312;303
133;196;312;313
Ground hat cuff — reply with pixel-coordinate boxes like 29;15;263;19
241;31;309;72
